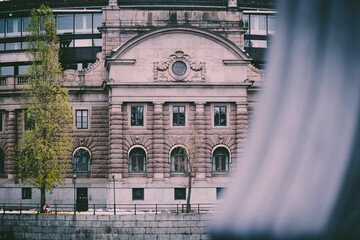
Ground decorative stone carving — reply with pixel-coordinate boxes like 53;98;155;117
153;51;206;82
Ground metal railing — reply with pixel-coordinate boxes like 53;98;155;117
0;202;217;215
0;77;6;86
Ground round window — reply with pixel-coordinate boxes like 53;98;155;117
171;61;187;76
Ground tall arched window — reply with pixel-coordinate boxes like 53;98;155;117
0;149;4;175
170;146;188;172
73;147;91;173
129;147;146;173
212;147;230;172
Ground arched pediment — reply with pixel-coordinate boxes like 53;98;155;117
108;27;250;62
106;27;253;84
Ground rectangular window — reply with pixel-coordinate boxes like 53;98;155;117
0;112;3;132
75;14;92;34
22;17;30;35
216;187;225;200
0;19;5;38
57;14;74;34
0;66;14;76
76;110;88;129
74;39;92;47
131;106;144;126
132;188;144;201
250;15;266;35
268;15;276;35
6;42;21;51
93;13;102;33
93;38;102;47
18;65;29;75
174;188;186;200
243;14;249;34
22;188;32;199
6;18;21;37
173;106;185;126
214;106;227;126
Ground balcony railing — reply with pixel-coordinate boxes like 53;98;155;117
0;75;28;90
0;77;6;86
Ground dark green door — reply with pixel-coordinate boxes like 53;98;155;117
76;188;88;212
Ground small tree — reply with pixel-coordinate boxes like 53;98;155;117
181;135;202;213
16;5;73;211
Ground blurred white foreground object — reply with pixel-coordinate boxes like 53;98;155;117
211;0;360;239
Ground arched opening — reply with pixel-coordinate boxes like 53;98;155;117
73;147;91;173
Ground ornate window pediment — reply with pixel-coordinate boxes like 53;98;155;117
153;51;206;82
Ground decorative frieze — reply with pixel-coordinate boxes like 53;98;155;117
153;51;206;82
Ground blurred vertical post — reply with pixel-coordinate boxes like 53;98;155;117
211;0;360;239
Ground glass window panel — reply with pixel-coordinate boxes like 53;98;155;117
0;66;14;76
243;14;249;34
22;17;30;34
6;18;21;37
22;42;29;50
74;148;90;173
173;106;185;126
251;40;267;48
0;19;5;38
18;65;29;75
75;14;92;34
93;13;102;33
250;15;266;35
129;148;146;172
0;43;4;51
171;147;187;172
214;106;227;126
212;147;229;172
92;38;102;46
268;15;276;35
6;42;21;50
75;110;88;129
132;188;144;200
131;106;144;126
57;14;73;34
74;39;92;47
22;188;32;199
174;188;186;200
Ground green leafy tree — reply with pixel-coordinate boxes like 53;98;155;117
17;5;74;211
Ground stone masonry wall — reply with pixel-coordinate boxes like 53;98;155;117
0;213;211;240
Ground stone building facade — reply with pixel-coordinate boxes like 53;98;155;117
0;0;265;207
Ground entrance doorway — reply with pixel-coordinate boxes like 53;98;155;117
76;188;88;212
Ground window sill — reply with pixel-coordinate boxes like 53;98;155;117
212;172;229;177
170;172;186;177
74;172;91;178
128;173;147;177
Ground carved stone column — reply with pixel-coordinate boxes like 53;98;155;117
235;102;248;171
109;102;123;179
195;102;207;180
152;102;165;180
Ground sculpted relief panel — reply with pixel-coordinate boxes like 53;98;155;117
153;51;206;82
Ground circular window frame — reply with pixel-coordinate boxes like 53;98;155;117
169;59;190;81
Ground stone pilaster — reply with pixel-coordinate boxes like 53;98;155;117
235;102;248;171
195;102;207;180
101;0;120;58
108;102;123;179
152;102;165;180
5;110;17;177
